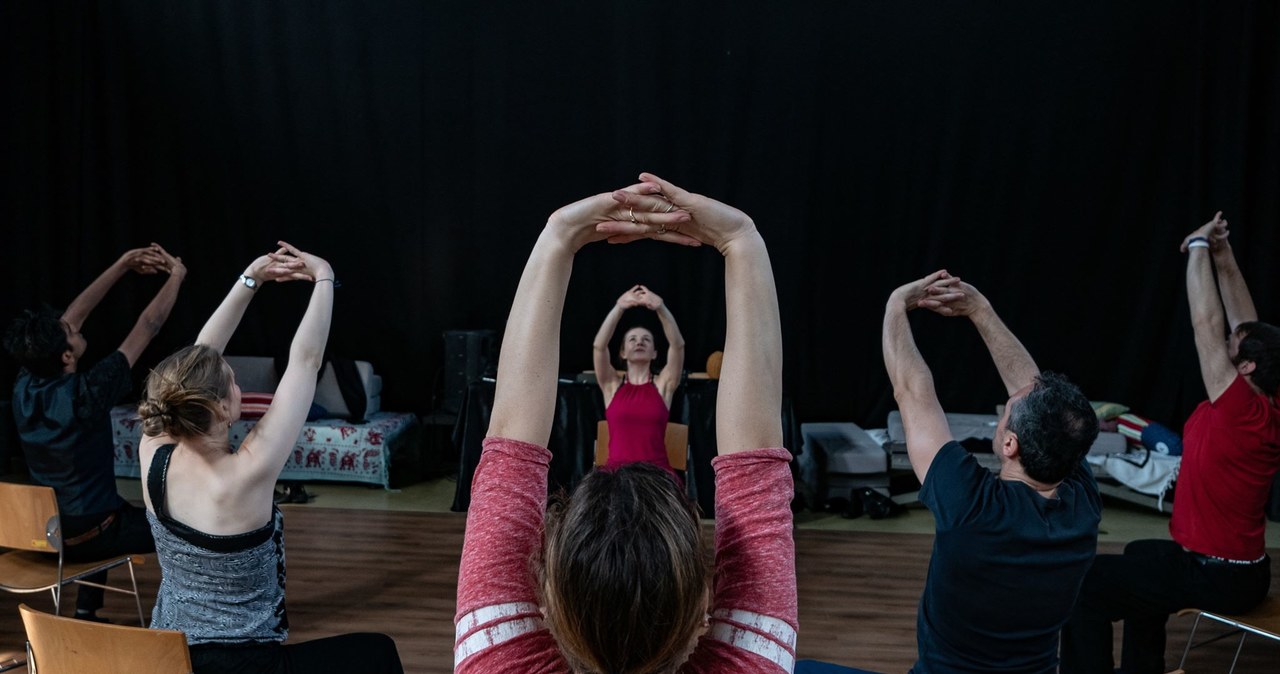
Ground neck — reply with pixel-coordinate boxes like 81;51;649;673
186;425;234;456
998;462;1059;498
624;362;651;384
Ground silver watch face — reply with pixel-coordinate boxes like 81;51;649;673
241;275;258;289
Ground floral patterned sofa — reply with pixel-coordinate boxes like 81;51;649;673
111;356;419;488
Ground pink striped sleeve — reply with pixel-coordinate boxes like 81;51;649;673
454;437;568;673
684;447;799;673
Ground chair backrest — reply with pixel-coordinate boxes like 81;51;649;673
20;604;192;674
595;421;689;471
0;483;60;553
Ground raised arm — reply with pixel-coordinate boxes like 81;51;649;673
195;248;306;353
592;288;639;402
1197;212;1258;331
639;286;686;401
490;189;696;446
883;271;961;482
607;173;778;454
62;245;166;332
117;246;187;366
607;176;799;671
919;279;1040;395
238;243;334;482
1182;216;1237;402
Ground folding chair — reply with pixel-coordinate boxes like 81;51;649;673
20;603;191;674
595;420;689;471
0;483;145;625
1170;596;1280;673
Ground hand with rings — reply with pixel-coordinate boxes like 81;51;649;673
596;190;700;246
545;182;696;252
599;173;758;254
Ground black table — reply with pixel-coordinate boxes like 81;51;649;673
451;379;800;516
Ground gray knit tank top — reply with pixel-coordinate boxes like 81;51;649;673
146;444;288;645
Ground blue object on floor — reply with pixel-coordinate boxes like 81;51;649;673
795;659;883;674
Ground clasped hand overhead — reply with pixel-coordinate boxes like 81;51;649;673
545;172;759;255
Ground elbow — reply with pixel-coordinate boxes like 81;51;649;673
290;344;325;373
892;374;936;403
139;312;166;337
1190;312;1224;335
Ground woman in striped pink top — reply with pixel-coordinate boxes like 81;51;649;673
454;173;797;674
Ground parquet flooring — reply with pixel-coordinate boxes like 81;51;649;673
1;507;1276;672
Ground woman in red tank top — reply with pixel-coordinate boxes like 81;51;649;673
592;285;685;475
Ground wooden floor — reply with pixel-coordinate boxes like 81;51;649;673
1;507;1277;673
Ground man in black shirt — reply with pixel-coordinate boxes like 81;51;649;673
5;244;186;620
882;270;1101;673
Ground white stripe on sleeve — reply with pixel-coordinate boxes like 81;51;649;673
454;617;542;668
708;620;796;672
455;602;540;640
711;608;798;649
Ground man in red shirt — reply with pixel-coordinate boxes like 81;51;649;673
1061;212;1280;673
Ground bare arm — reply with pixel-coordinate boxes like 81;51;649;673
117;251;187;366
63;246;166;331
916;277;1040;395
196;251;306;353
608;174;780;454
965;293;1039;396
489;186;694;445
1197;213;1258;332
239;245;334;484
1187;247;1236;402
883;276;954;482
592;296;629;402
489;231;576;444
1213;244;1257;331
716;235;782;454
644;289;686;400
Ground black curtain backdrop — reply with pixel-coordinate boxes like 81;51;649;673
3;2;1277;436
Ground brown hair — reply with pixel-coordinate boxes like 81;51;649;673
137;344;234;439
540;463;709;674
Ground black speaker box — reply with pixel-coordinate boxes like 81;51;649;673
441;330;499;414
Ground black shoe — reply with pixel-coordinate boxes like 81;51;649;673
73;611;110;624
841;490;865;519
285;484;312;504
860;488;905;520
824;496;851;515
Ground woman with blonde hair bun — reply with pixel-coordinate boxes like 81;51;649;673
137;242;402;674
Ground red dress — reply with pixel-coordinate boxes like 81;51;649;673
603;378;674;476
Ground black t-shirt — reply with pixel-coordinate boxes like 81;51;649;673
13;351;131;525
912;441;1101;674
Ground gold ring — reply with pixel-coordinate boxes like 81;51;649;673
628;207;637;224
664;203;675;213
656;225;668;235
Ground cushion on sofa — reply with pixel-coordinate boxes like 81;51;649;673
222;355;381;418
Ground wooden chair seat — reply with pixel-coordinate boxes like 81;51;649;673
20;603;191;674
595;420;689;471
0;483;145;625
0;551;142;594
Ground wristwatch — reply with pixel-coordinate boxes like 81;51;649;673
238;274;259;291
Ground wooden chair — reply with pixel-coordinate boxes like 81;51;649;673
1170;596;1280;673
595;420;689;471
0;483;145;625
20;603;191;674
